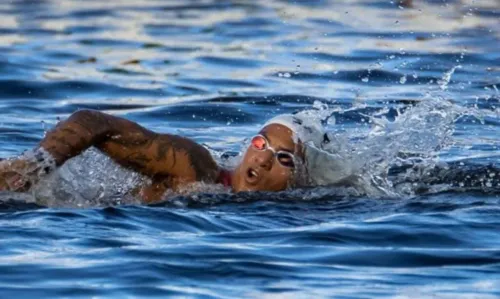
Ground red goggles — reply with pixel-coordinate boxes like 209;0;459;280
250;134;295;168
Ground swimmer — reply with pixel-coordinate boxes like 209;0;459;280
0;110;336;203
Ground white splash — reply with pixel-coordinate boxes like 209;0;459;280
302;96;473;197
438;65;461;91
33;148;146;207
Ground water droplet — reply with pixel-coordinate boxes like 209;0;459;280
438;65;461;91
399;75;407;84
361;77;369;83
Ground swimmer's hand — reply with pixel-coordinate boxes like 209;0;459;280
0;158;39;192
38;110;219;202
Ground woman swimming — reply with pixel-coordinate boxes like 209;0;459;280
1;109;497;204
0;110;331;202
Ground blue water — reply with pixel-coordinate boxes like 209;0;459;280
1;0;499;297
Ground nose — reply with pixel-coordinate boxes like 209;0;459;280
254;150;274;170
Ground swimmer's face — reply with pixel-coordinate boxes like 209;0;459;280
232;124;298;192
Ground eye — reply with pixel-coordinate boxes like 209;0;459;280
277;152;295;168
251;135;267;150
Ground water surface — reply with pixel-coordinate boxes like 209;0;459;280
0;0;499;298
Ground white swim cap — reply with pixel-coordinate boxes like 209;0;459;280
263;113;326;148
263;112;354;187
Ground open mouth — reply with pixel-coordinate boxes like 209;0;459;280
245;167;260;184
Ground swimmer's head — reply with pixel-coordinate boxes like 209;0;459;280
231;113;326;192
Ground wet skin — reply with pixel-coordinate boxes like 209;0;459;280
231;124;297;192
0;110;219;202
0;110;298;202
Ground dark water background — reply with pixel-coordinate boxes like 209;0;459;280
0;0;499;298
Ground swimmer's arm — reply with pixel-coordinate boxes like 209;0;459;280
39;110;219;185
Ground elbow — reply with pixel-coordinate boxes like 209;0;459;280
68;109;109;129
66;109;111;137
69;109;103;122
